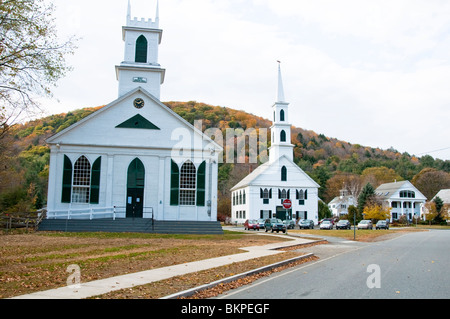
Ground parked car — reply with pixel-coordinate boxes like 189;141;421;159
299;219;314;229
244;219;259;231
264;218;286;233
357;220;373;230
284;220;296;229
376;220;389;230
336;219;351;230
319;218;335;225
320;220;333;230
257;219;265;229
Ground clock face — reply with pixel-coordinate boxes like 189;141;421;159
134;98;145;109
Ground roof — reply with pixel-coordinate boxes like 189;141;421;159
375;180;427;200
46;87;223;152
230;155;320;191
328;195;355;205
433;189;450;203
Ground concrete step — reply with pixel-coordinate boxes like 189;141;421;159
38;218;223;235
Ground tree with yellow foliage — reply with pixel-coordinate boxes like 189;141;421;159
363;204;391;222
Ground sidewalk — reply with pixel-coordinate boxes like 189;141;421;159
11;230;319;299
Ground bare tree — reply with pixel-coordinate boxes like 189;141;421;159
0;0;77;138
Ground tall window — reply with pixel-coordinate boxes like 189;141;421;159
280;130;286;142
72;156;91;203
280;109;285;121
281;166;287;181
262;188;269;204
61;155;101;204
180;161;196;206
135;35;148;63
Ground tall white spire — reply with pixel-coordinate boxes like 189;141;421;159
155;0;160;27
269;61;293;163
277;61;285;103
127;0;131;24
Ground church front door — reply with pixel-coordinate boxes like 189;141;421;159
126;158;145;218
126;188;144;219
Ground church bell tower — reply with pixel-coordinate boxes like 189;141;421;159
116;0;165;99
269;62;294;163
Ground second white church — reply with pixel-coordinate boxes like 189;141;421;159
231;65;320;225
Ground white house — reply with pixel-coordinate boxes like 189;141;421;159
328;189;356;217
375;181;427;222
230;65;320;225
45;2;222;223
430;189;450;220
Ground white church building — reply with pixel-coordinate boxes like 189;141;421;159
231;65;320;225
44;2;222;228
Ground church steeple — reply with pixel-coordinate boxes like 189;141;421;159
269;62;294;163
277;61;285;103
116;0;165;99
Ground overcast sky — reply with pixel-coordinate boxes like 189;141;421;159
45;0;450;160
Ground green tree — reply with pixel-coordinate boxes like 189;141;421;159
347;205;361;224
357;182;376;213
433;196;444;223
318;200;331;220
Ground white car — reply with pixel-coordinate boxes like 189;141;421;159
357;220;373;230
320;220;333;230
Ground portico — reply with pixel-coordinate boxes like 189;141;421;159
376;181;427;223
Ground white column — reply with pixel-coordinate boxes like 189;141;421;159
157;156;165;221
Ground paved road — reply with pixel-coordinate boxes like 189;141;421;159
216;230;450;299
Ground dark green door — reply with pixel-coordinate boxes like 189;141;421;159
276;206;292;221
126;158;145;218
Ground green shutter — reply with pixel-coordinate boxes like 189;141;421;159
196;161;206;207
90;157;101;204
170;160;179;206
62;155;72;203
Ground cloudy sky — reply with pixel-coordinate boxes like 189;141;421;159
46;0;450;160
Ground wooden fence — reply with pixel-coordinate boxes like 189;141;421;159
0;210;46;232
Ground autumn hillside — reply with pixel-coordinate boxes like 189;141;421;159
0;101;449;217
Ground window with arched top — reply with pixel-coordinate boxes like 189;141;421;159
280;109;285;121
62;155;101;204
135;35;148;63
72;156;91;203
281;166;287;181
179;160;196;206
280;130;286;142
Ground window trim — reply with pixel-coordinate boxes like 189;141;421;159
135;35;148;63
179;160;197;206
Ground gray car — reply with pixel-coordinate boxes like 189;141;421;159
376;220;389;230
336;219;351;230
299;219;314;229
264;218;286;233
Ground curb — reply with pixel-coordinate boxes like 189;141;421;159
161;253;314;299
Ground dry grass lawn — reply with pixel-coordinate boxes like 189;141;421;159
0;227;421;299
0;230;291;299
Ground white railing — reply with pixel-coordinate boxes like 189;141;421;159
47;207;116;220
